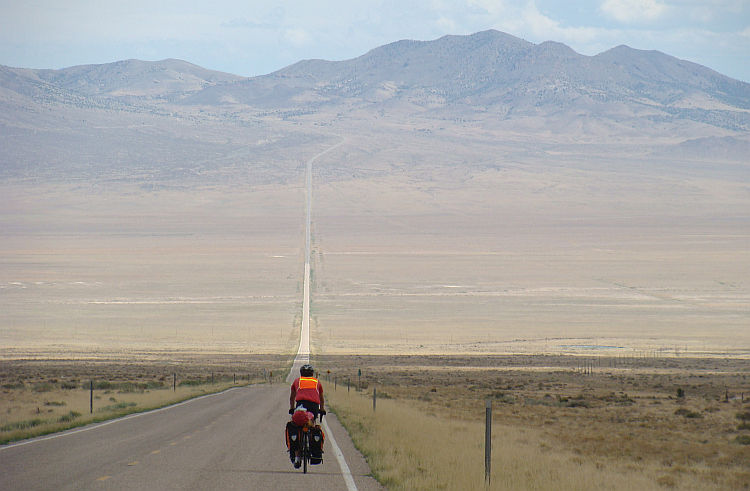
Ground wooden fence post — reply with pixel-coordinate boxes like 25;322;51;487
485;399;492;487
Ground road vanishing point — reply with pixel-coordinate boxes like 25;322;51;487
0;136;384;491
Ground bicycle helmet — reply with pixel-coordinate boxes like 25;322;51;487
300;364;314;376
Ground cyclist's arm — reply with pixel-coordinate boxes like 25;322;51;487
290;384;297;410
318;381;325;412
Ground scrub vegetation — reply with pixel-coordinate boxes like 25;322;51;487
323;354;750;490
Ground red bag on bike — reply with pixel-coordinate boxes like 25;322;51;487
292;409;315;427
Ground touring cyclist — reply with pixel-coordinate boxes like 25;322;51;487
290;364;325;419
289;364;325;468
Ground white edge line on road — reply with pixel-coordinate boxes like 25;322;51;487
0;387;240;451
323;417;359;491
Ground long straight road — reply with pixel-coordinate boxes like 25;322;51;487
0;385;382;490
1;136;381;490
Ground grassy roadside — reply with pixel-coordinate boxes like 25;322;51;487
0;379;257;445
326;386;728;491
1;352;295;445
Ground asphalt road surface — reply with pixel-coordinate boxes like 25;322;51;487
0;384;384;491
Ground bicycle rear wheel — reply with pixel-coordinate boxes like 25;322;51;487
302;432;309;474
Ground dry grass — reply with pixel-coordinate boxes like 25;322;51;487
0;383;234;444
327;387;672;490
0;354;291;444
322;354;750;490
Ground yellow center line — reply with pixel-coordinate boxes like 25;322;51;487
127;461;139;466
97;476;111;482
151;450;161;454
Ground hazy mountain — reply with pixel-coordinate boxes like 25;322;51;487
34;59;243;99
0;58;242;110
184;30;750;133
2;29;749;144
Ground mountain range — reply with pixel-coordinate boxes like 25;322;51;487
1;30;749;160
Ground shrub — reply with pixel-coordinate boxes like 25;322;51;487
33;383;54;393
685;411;703;419
58;411;81;423
735;435;750;445
735;411;750;421
566;398;590;408
98;402;137;412
179;380;202;387
674;408;702;418
676;388;685;398
1;418;45;432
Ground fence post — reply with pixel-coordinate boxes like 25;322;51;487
485;399;492;487
173;373;176;392
373;387;377;411
90;380;94;414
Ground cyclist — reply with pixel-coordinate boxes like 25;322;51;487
289;364;325;468
290;364;325;419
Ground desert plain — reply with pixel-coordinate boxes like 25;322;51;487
2;121;747;358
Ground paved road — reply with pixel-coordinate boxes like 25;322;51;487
0;384;383;491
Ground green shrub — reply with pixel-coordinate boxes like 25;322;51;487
33;383;54;393
1;418;45;432
98;402;137;412
674;408;702;418
734;435;750;445
58;411;81;423
179;380;202;387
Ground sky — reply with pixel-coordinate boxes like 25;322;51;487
1;0;749;83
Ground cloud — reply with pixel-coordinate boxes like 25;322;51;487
600;0;669;23
222;7;286;30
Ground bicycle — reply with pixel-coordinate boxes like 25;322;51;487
289;409;326;473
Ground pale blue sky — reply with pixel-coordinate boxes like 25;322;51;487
1;0;748;82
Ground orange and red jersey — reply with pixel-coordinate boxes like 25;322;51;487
291;376;323;404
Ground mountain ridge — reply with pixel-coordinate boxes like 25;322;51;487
2;29;749;136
